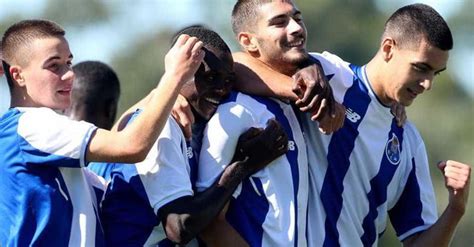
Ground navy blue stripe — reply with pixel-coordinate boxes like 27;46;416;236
227;177;268;247
252;96;300;247
322;65;371;247
389;157;425;237
360;119;404;246
186;140;199;191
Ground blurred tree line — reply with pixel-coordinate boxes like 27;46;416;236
0;0;472;246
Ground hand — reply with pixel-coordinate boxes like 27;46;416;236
391;103;407;127
164;34;205;85
437;160;471;215
292;61;335;121
171;94;194;140
232;119;288;176
318;102;345;134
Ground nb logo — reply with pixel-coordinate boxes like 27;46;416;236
288;140;296;151
345;108;361;123
187;147;194;159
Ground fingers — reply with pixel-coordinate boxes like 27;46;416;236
439;160;471;191
292;74;304;99
239;127;263;143
391;103;407;127
171;94;194;140
316;102;345;134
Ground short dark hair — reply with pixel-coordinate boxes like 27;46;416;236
1;19;65;66
231;0;273;35
383;3;453;50
1;19;65;91
172;25;230;54
70;61;120;129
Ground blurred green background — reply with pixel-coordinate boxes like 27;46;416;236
1;0;472;246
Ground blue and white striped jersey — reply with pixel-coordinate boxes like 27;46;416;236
197;92;308;247
303;52;437;247
0;107;104;247
99;112;198;246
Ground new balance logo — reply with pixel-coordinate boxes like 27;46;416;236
288;140;296;151
346;108;361;123
187;147;194;159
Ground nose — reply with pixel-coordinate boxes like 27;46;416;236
420;76;433;91
61;66;74;82
288;18;304;35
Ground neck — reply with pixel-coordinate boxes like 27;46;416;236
365;55;393;106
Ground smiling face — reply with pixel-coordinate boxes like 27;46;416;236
12;36;74;110
252;1;308;75
381;38;449;106
181;47;234;120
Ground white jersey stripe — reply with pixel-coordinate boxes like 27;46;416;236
320;64;372;246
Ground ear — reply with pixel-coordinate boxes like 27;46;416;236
237;32;259;54
9;65;26;87
381;37;396;62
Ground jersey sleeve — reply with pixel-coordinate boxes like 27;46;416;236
309;51;356;104
17;108;97;168
135;118;194;214
196;100;256;192
389;139;437;241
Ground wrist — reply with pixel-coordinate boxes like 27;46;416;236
218;161;248;189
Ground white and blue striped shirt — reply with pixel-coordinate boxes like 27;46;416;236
303;52;437;247
197;92;308;247
0;107;103;247
99;112;198;246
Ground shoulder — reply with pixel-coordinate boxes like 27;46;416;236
402;121;423;145
214;91;264;122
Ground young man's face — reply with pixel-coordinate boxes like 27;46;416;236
186;47;234;120
253;1;308;73
384;38;449;106
16;36;74;110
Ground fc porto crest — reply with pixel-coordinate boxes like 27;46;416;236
385;133;401;165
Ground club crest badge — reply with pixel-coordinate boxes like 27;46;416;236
385;133;401;165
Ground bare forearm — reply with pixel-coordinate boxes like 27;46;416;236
161;162;248;244
232;52;297;101
87;72;185;163
403;206;464;247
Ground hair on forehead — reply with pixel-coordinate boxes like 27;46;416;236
383;3;453;50
171;25;231;54
1;19;65;65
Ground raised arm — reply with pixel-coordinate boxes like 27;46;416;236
87;35;205;163
403;160;470;247
158;119;288;245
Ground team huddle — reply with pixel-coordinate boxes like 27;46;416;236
0;1;470;247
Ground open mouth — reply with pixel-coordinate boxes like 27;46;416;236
406;88;420;98
57;89;71;95
286;39;305;48
204;97;220;105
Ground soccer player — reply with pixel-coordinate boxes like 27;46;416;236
0;19;204;246
194;3;329;244
97;25;288;246
66;61;121;181
232;2;471;247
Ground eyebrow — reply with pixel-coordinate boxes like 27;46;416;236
267;10;301;24
412;62;446;73
43;53;74;64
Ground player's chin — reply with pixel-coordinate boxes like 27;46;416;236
286;52;308;64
